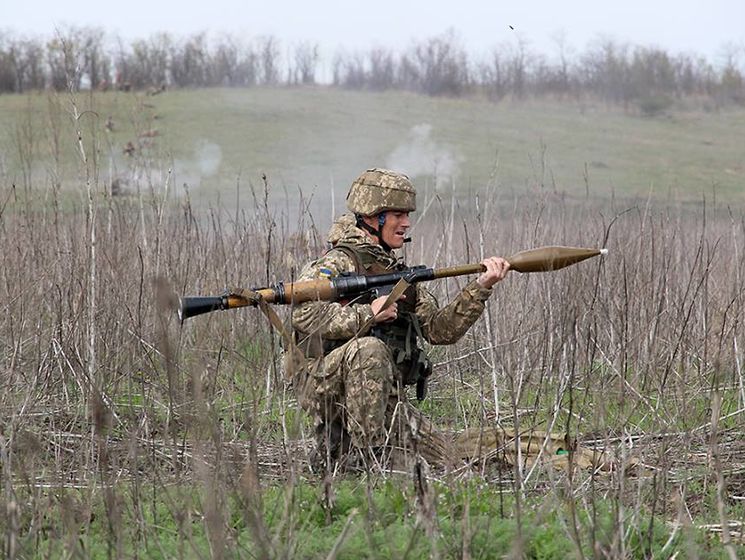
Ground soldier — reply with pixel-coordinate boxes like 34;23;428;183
290;168;510;472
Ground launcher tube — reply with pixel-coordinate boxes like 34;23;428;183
178;245;606;320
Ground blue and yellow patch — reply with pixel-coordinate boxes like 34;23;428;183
318;267;334;278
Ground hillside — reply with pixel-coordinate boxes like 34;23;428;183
1;87;743;206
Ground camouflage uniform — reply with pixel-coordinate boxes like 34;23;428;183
286;169;613;473
291;213;493;467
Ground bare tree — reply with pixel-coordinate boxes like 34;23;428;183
551;30;573;97
580;38;632;107
258;36;280;85
670;53;714;97
46;27;86;91
113;36;132;90
292;41;319;85
114;33;171;90
397;52;419;91
235;43;259;86
143;33;171;87
718;43;745;105
368;47;396;90
0;33;18;92
2;27;744;106
339;51;366;89
507;36;530;99
78;27;109;90
212;34;241;86
20;38;46;91
0;33;46;92
170;33;209;87
402;30;470;96
478;47;509;101
629;47;676;98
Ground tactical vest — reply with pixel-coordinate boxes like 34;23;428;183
331;242;432;397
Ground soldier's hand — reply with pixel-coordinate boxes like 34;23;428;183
371;295;404;323
477;257;510;289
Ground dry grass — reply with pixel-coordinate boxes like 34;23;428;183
1;94;744;558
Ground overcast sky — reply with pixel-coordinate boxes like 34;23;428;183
3;0;744;64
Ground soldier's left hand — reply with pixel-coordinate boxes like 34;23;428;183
476;257;510;289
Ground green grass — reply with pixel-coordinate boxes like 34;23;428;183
1;88;744;203
12;479;740;559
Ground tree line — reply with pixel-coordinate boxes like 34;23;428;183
1;27;743;112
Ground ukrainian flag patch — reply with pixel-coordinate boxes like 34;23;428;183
319;267;334;278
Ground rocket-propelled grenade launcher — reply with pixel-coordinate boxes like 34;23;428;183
178;246;608;321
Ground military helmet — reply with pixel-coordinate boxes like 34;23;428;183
346;168;416;216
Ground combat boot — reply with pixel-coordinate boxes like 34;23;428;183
310;421;351;474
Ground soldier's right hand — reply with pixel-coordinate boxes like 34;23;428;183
371;295;404;323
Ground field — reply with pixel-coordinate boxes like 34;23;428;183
1;88;744;558
1;87;745;210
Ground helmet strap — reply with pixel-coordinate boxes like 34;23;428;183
355;213;393;252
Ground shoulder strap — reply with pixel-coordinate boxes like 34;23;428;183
329;242;364;274
333;241;398;275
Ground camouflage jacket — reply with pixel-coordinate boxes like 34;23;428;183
291;214;493;353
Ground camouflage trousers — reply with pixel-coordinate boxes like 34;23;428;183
292;337;451;469
289;339;615;473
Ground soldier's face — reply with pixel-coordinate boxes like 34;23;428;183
380;211;411;249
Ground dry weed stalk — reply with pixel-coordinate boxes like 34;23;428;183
1;122;744;555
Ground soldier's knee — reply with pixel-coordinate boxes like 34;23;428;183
343;337;393;382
